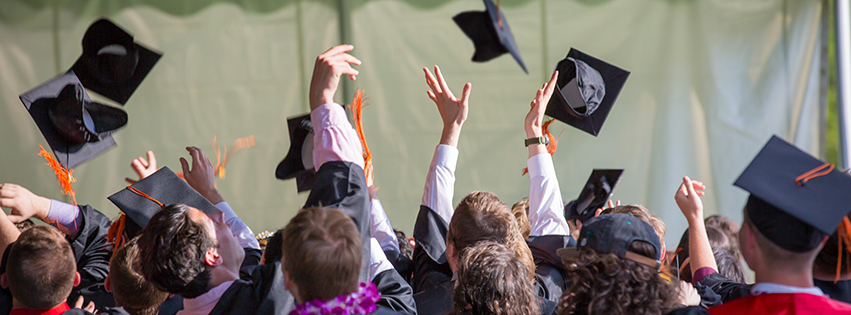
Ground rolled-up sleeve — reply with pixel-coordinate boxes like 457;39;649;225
310;103;364;169
527;153;569;236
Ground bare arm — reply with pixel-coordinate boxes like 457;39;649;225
674;176;717;278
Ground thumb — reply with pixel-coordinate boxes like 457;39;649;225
74;296;85;309
180;157;190;176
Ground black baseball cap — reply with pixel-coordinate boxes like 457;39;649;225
453;0;527;73
108;166;221;237
557;213;661;269
19;72;126;169
546;48;630;136
71;18;162;105
734;135;851;252
564;169;624;223
275;114;316;192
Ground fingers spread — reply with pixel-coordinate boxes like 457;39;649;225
423;67;441;94
434;66;453;99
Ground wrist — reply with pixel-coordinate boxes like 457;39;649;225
36;196;52;221
201;189;225;205
440;125;462;147
525;129;543;139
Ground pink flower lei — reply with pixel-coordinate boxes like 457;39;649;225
289;282;381;315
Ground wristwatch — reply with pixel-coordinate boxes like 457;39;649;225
524;136;550;147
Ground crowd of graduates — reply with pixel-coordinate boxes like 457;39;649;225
5;12;851;315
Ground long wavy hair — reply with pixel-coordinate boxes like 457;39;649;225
559;241;679;315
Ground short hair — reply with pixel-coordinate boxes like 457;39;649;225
447;191;536;280
394;229;413;260
137;204;214;298
671;225;733;282
511;198;531;240
13;219;35;233
110;237;169;315
602;205;666;245
282;207;361;302
713;246;746;283
452;241;540;315
262;228;284;264
743;214;820;270
6;226;76;309
559;241;679;315
705;215;741;260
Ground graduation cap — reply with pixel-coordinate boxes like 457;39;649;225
453;0;527;73
71;18;162;105
20;72;127;169
275;114;316;192
564;169;623;224
108;166;221;238
734;135;851;253
557;213;662;270
546;48;630;136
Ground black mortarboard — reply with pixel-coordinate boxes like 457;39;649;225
275;114;316;192
453;0;527;73
734;135;851;252
108;166;221;237
546;48;629;136
564;169;623;223
20;72;127;169
71;18;162;105
557;213;662;270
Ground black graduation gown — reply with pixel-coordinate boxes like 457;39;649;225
527;234;576;302
61;306;131;315
814;278;851;303
696;272;753;304
385;249;414;285
209;161;416;315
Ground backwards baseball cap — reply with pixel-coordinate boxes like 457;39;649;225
557;213;662;270
108;166;221;238
453;0;527;73
71;18;162;105
546;48;630;136
20;72;126;169
275;114;316;192
734;135;851;253
564;169;624;223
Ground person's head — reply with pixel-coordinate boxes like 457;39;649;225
601;204;667;258
671;225;732;282
447;191;535;280
1;226;79;309
713;246;746;283
282;207;361;303
394;229;413;260
705;215;741;260
558;214;678;315
814;213;851;277
137;203;243;298
511;198;531;240
13;219;35;233
739;197;826;275
107;236;169;315
452;241;540;315
261;228;284;265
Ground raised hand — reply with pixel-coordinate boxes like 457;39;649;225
0;184;51;223
180;146;224;204
525;71;559;139
423;65;472;147
125;150;158;184
674;176;706;223
309;45;362;111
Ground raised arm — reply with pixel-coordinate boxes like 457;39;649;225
674;176;717;281
525;71;569;236
420;65;470;224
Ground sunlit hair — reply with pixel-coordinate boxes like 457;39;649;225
6;226;77;309
511;197;531;240
451;241;540;315
447;191;536;280
110;237;169;315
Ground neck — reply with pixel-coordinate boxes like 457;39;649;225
755;265;815;288
207;266;239;289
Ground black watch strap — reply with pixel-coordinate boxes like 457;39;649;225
525;136;549;147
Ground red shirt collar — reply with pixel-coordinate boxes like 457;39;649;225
9;302;71;315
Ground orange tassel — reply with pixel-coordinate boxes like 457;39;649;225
522;119;562;176
836;217;851;283
211;134;256;179
38;144;77;206
106;213;126;252
348;89;374;184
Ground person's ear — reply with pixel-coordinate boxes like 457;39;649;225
446;241;457;273
0;274;7;289
205;247;222;267
661;244;667;261
284;270;301;303
74;272;81;287
104;275;112;292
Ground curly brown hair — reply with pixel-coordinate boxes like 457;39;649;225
452;241;540;315
559;241;679;315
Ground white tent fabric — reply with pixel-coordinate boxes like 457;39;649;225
0;0;826;248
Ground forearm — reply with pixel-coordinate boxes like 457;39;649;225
527;153;569;236
421;145;458;224
688;218;717;278
43;199;83;236
0;212;19;257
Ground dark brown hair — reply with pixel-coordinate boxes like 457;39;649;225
6;226;77;309
452;241;540;315
110;237;169;315
282;207;361;302
559;241;679;315
511;197;531;240
447;191;535;280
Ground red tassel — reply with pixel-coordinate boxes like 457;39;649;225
38;144;77;206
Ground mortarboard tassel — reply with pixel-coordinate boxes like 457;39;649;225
211;134;257;179
38;144;77;206
349;89;374;184
836;217;851;283
521;119;562;176
106;213;126;251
